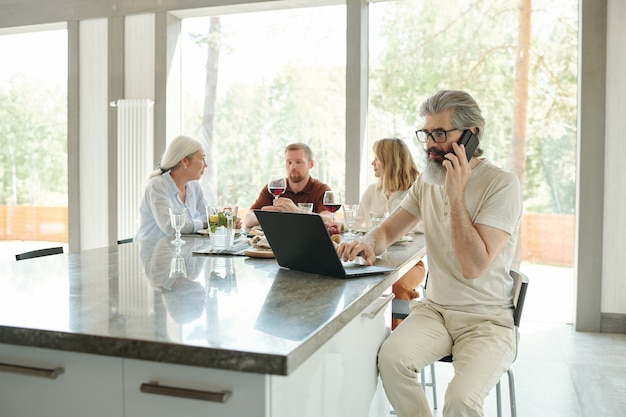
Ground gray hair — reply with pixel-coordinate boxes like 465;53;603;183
150;135;203;179
419;90;485;156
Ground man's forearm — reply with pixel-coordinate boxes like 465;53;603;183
448;197;490;278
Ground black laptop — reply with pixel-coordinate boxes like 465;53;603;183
254;210;394;278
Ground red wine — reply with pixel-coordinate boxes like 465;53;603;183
325;204;341;213
269;187;285;197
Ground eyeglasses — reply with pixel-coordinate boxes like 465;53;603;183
415;128;459;143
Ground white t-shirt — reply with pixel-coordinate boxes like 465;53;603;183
400;159;522;313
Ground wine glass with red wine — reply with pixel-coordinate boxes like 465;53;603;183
268;176;287;200
323;191;342;222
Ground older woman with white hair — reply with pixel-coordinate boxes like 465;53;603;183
135;135;209;241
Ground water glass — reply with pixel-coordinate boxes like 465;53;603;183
343;204;358;239
169;254;187;280
298;202;314;213
206;205;238;251
369;212;387;228
208;257;237;298
169;207;186;245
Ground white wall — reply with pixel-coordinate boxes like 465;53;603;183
79;19;110;250
125;14;155;100
602;0;626;314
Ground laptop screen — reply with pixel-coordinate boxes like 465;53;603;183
255;210;393;278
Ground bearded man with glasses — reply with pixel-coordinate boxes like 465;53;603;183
336;90;522;417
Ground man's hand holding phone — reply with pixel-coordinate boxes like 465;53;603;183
456;129;479;162
443;129;478;199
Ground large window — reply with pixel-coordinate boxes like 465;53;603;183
0;26;68;262
369;0;578;323
177;0;578;323
181;6;347;208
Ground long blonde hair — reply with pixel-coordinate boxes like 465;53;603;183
373;138;419;193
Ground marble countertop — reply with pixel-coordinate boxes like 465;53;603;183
0;233;424;375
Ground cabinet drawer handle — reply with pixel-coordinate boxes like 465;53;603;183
140;381;232;403
0;362;65;379
361;293;395;319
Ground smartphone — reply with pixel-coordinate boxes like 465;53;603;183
456;130;479;162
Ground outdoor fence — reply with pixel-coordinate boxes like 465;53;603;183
0;205;68;243
0;205;575;266
520;212;575;266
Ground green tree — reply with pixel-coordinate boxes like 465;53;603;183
185;7;346;208
213;62;345;206
0;75;67;205
369;0;577;214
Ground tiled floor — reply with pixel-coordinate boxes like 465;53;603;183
371;263;626;417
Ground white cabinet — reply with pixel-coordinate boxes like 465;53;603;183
122;294;391;417
124;359;269;417
0;343;123;417
269;293;391;417
0;295;390;417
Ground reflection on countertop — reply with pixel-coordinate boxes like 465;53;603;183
0;233;425;375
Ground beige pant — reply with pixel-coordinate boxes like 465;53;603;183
377;302;515;417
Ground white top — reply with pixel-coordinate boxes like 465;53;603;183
135;171;207;241
401;159;522;313
355;183;423;233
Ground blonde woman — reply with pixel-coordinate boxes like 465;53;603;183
355;138;425;328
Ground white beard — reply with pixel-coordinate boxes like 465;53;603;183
420;157;447;186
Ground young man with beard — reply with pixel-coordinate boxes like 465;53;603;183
243;143;333;228
337;90;522;417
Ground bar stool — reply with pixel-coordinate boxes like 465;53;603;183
391;270;529;417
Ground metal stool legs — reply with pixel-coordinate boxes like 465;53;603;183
426;365;516;417
420;363;438;409
495;368;517;417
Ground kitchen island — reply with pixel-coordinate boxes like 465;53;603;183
0;233;425;417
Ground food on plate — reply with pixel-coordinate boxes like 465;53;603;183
326;223;342;244
250;235;271;249
249;226;264;236
326;224;341;236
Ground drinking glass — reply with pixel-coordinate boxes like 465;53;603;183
207;257;237;298
169;244;187;280
207;205;239;251
323;191;342;222
369;211;388;228
342;204;358;240
169;207;186;245
268;176;287;200
298;202;314;213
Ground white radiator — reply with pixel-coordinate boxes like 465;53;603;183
116;99;154;241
